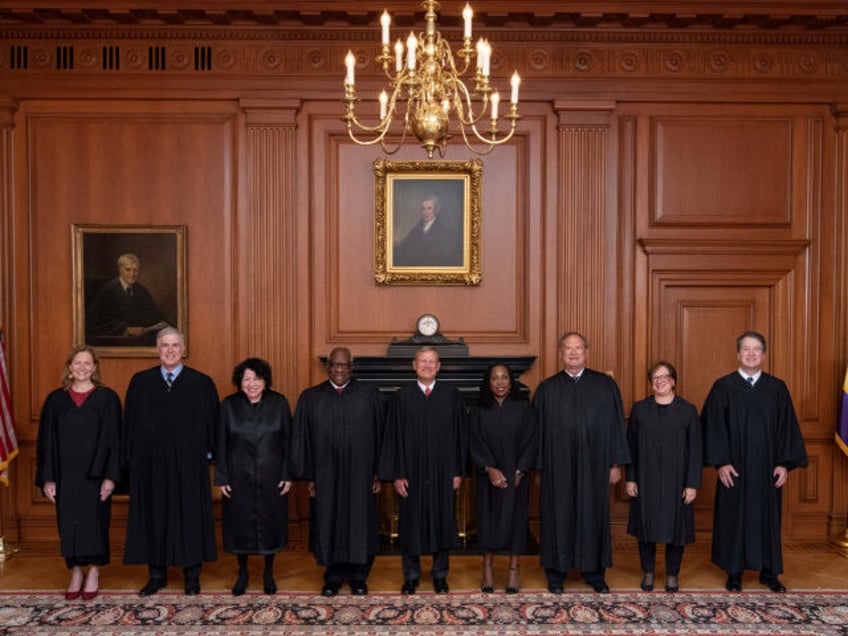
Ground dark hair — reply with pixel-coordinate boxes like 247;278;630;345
736;331;767;353
232;357;273;389
648;360;677;384
478;362;527;409
558;331;588;348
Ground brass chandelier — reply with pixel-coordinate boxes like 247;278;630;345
343;0;521;158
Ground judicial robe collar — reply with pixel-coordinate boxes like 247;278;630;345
737;368;762;385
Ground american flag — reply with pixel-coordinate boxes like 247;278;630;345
838;367;848;458
0;331;19;485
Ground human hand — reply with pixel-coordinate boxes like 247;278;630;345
453;475;463;490
372;477;381;494
308;481;316;497
124;327;146;337
682;487;697;504
773;466;788;488
486;467;507;489
394;478;409;498
514;471;523;488
278;480;292;496
99;478;115;501
717;464;738;488
625;481;638;497
609;465;622;485
219;484;232;498
43;481;56;503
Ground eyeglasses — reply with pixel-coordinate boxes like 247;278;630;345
652;374;672;382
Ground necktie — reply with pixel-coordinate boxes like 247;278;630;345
336;387;344;394
126;285;133;297
747;376;754;386
424;387;431;396
572;375;580;383
166;372;174;387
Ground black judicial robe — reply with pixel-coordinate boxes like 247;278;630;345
532;369;630;573
36;386;122;562
122;366;219;567
625;395;701;546
88;278;166;337
378;382;466;556
702;372;807;574
215;391;292;555
291;379;383;566
468;397;538;553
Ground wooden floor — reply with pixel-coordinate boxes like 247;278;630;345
1;540;845;594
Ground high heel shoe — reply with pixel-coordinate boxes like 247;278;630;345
81;588;99;601
64;590;80;601
640;572;654;591
82;567;100;601
665;575;679;593
480;561;494;593
506;566;521;594
65;567;83;600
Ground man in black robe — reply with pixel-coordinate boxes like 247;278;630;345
378;346;466;594
87;253;170;344
702;331;808;593
291;347;384;596
532;331;630;594
123;327;219;596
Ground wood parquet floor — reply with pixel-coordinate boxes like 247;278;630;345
1;540;846;595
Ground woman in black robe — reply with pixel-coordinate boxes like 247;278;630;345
468;363;537;594
35;345;121;601
625;361;702;593
214;358;293;596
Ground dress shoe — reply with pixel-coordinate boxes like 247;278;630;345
725;575;742;592
263;572;277;595
139;578;167;597
640;573;654;591
592;580;610;594
547;583;564;594
433;578;449;594
64;590;81;601
401;579;419;595
664;575;678;593
321;582;340;597
506;566;521;594
184;577;200;596
81;588;99;601
232;572;248;596
350;582;368;596
759;574;786;593
481;561;494;593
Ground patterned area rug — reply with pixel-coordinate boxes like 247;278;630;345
1;590;846;635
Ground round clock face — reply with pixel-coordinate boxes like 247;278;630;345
416;313;440;337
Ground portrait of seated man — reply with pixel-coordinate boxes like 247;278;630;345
86;252;170;346
394;194;463;267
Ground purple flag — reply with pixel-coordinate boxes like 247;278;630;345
838;368;848;457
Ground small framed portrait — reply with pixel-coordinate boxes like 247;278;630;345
72;225;187;357
374;159;483;285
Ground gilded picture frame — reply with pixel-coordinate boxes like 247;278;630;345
72;224;187;357
374;158;483;285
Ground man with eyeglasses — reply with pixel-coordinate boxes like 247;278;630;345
702;331;807;593
532;332;630;594
290;347;385;596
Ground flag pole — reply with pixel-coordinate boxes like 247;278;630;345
830;367;848;559
0;328;19;562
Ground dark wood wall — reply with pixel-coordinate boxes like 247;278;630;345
1;1;847;547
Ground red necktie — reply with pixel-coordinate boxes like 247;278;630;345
424;387;431;396
336;387;344;394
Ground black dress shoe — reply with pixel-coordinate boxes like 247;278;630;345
350;582;368;596
664;575;679;593
184;577;200;596
139;578;167;597
433;578;449;594
640;573;654;591
263;572;277;595
592;581;610;594
481;584;494;593
232;572;248;596
725;575;742;592
321;583;340;597
759;574;786;593
547;584;564;594
401;579;419;595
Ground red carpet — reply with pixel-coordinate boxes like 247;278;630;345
0;589;846;635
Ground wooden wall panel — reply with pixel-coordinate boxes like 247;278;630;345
14;100;239;539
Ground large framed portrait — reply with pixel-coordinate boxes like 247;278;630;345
374;159;482;285
72;225;187;357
